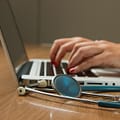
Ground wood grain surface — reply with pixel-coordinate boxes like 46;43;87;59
0;43;120;120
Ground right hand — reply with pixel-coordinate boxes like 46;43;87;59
49;37;92;66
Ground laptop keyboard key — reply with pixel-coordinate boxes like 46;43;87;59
84;69;97;77
47;62;54;76
55;65;64;75
40;62;44;76
77;71;86;76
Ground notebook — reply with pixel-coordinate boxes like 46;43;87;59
0;0;120;89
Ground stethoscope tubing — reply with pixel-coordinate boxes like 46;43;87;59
35;87;120;100
81;91;120;100
82;86;120;92
25;86;120;108
25;86;97;103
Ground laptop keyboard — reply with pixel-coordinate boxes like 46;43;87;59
18;61;97;78
37;61;97;77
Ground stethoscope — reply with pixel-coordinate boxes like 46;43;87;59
18;74;120;108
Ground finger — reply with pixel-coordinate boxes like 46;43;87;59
69;41;99;61
49;38;71;62
54;40;83;65
68;45;103;69
50;37;92;61
69;53;105;73
71;36;92;42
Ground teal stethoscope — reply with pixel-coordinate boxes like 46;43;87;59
18;74;120;108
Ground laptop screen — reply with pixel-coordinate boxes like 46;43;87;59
0;0;28;69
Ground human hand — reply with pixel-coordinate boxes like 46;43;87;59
50;37;120;73
68;40;120;73
49;37;92;66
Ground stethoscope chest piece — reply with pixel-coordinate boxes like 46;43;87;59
52;74;81;97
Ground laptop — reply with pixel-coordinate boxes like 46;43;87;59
0;0;120;90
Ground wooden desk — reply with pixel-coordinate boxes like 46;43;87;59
0;44;120;120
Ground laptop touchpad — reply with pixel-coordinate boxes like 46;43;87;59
91;68;120;77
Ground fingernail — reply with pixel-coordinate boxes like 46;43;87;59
54;61;59;67
51;60;55;64
55;63;59;67
69;68;76;73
